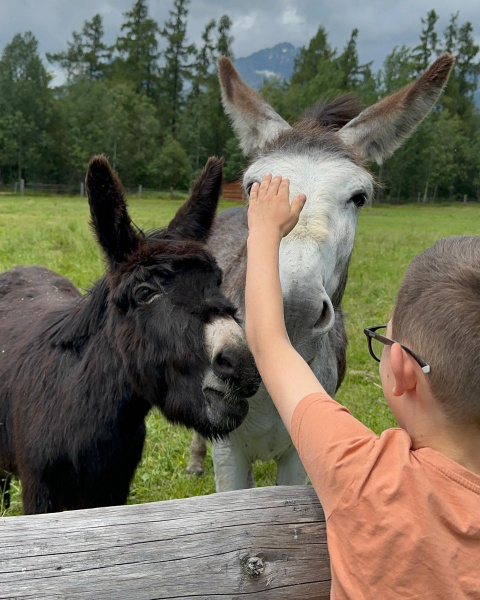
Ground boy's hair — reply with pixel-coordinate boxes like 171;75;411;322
392;236;480;425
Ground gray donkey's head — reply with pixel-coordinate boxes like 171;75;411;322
218;54;455;360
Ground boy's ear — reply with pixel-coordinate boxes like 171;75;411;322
86;155;140;269
390;344;418;396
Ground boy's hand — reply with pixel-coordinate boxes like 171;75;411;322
248;174;306;241
245;173;323;433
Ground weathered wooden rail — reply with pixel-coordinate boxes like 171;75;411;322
0;486;330;599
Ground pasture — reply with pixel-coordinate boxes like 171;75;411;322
1;193;480;515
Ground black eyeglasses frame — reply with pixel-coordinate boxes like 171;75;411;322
364;325;431;374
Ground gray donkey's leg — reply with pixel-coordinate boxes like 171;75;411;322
212;438;253;491
186;431;207;475
276;444;308;486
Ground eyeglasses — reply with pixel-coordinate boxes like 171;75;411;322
364;325;431;374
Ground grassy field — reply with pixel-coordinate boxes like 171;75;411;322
1;193;480;515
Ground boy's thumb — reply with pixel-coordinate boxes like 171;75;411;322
291;194;306;218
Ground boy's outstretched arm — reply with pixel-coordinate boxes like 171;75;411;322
246;174;326;433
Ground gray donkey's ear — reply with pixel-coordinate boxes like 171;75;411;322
338;53;455;165
218;56;291;156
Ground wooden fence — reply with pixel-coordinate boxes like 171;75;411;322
223;180;244;203
0;486;330;599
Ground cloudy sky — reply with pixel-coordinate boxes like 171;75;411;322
2;0;479;85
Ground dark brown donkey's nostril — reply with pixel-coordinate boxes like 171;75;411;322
212;347;261;398
213;350;237;380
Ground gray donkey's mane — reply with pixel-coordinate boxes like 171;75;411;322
262;95;364;161
303;93;363;128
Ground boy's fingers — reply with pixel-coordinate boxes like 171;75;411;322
249;181;260;202
269;175;282;196
260;173;272;184
278;178;290;201
291;194;307;219
259;173;272;195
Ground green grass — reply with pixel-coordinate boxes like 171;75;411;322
2;195;480;515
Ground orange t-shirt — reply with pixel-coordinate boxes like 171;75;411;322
291;393;480;600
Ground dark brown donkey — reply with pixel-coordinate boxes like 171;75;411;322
0;155;259;514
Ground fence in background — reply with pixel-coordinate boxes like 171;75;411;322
0;179;477;204
0;180;188;201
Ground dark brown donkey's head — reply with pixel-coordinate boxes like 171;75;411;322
87;155;259;438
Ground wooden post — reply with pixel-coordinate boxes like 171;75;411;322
169;185;173;200
422;181;429;205
80;182;84;198
463;194;467;206
0;486;330;599
20;178;25;197
138;184;142;199
13;182;18;194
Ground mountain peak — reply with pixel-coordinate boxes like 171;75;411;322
233;43;299;89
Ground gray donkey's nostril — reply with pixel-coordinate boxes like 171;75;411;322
314;296;335;333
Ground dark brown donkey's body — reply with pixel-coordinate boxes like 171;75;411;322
0;156;258;514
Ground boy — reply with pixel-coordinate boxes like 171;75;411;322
246;174;480;599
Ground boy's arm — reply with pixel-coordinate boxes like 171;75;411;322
245;175;326;433
246;175;380;517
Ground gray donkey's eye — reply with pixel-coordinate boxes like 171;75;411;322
245;181;258;196
349;193;367;208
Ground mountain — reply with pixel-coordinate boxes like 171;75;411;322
232;44;480;107
233;42;299;89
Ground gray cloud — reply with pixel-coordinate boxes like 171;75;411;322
2;0;479;85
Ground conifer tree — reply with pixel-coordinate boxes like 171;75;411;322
160;0;196;130
441;14;480;120
217;15;234;59
291;26;337;86
115;0;160;97
413;10;439;72
0;32;53;182
47;14;111;81
178;15;236;170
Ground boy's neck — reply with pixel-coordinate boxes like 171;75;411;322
411;421;480;476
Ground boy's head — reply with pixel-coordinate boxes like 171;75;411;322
391;236;480;426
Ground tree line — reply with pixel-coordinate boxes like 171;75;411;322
0;2;479;201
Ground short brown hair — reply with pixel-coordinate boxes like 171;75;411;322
392;236;480;425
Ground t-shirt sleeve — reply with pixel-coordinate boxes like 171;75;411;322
291;392;378;517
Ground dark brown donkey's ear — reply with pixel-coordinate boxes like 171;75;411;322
166;156;224;244
86;155;140;268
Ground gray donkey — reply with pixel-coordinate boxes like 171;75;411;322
187;53;455;490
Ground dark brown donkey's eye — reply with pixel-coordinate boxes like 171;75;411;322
134;285;159;305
